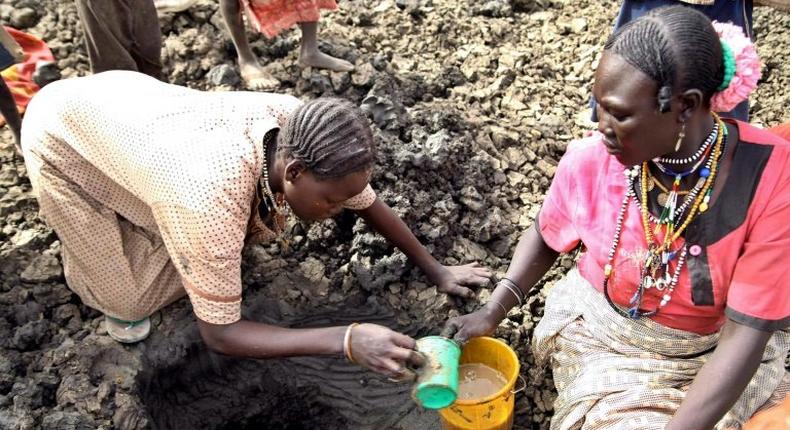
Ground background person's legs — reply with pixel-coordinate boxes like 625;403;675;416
75;0;163;79
130;0;165;80
298;21;353;72
219;0;279;90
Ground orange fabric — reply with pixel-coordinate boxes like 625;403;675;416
740;396;790;430
240;0;337;38
769;122;790;141
1;27;54;115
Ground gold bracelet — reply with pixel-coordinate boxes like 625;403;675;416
343;323;360;363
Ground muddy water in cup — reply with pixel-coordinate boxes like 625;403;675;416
457;363;507;400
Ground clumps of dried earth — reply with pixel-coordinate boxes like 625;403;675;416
0;0;788;429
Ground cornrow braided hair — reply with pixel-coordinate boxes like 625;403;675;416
277;97;376;179
604;5;725;113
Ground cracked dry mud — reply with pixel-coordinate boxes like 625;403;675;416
0;0;788;429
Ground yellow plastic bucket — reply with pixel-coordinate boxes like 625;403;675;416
438;337;522;430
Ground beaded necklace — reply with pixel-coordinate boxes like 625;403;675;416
649;174;689;196
602;115;727;319
248;129;290;248
646;114;725;246
651;133;717;232
654;144;712;178
656;121;718;165
649;146;714;234
638;175;706;226
651;120;719;219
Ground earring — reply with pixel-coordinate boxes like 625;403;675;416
674;123;685;152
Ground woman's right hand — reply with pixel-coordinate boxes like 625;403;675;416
441;305;502;344
349;323;425;380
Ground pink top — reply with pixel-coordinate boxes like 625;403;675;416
538;121;790;334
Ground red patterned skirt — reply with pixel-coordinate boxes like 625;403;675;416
241;0;338;38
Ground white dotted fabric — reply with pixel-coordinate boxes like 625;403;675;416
342;184;376;210
22;71;309;324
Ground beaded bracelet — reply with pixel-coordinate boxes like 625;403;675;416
343;323;360;363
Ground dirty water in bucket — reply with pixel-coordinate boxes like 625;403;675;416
458;363;508;401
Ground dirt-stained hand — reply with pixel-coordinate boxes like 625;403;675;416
433;263;493;299
350;324;426;380
441;307;500;345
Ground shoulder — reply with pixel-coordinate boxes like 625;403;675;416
735;121;790;183
563;133;611;162
737;121;790;148
556;132;620;179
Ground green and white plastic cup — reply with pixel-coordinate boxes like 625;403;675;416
412;336;461;409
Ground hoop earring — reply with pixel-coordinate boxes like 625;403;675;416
674;123;686;152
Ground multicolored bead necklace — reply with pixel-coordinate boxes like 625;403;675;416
603;114;727;319
656;121;718;165
639;174;705;227
647;114;726;244
651;147;712;227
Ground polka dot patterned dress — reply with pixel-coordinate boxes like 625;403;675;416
21;71;377;324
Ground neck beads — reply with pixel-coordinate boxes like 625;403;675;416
603;114;727;319
259;131;289;243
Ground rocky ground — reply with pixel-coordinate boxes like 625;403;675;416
0;0;788;429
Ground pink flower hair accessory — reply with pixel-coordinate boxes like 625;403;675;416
710;21;762;113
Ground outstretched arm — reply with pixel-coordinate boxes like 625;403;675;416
356;198;491;298
443;224;559;342
197;318;424;378
666;320;772;430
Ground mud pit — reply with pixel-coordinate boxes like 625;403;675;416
1;0;788;429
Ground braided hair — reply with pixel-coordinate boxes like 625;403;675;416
277;98;376;179
604;6;724;113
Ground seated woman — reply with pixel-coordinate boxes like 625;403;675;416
445;6;788;430
21;71;491;380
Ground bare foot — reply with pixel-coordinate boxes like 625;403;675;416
239;62;279;91
299;49;354;72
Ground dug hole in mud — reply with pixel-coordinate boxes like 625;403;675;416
1;0;788;429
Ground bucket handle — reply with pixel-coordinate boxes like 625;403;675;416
511;375;527;395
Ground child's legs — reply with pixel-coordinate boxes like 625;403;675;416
219;0;257;64
297;21;353;71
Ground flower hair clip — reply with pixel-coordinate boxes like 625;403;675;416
710;21;762;113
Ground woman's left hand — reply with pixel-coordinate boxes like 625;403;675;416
431;263;492;298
